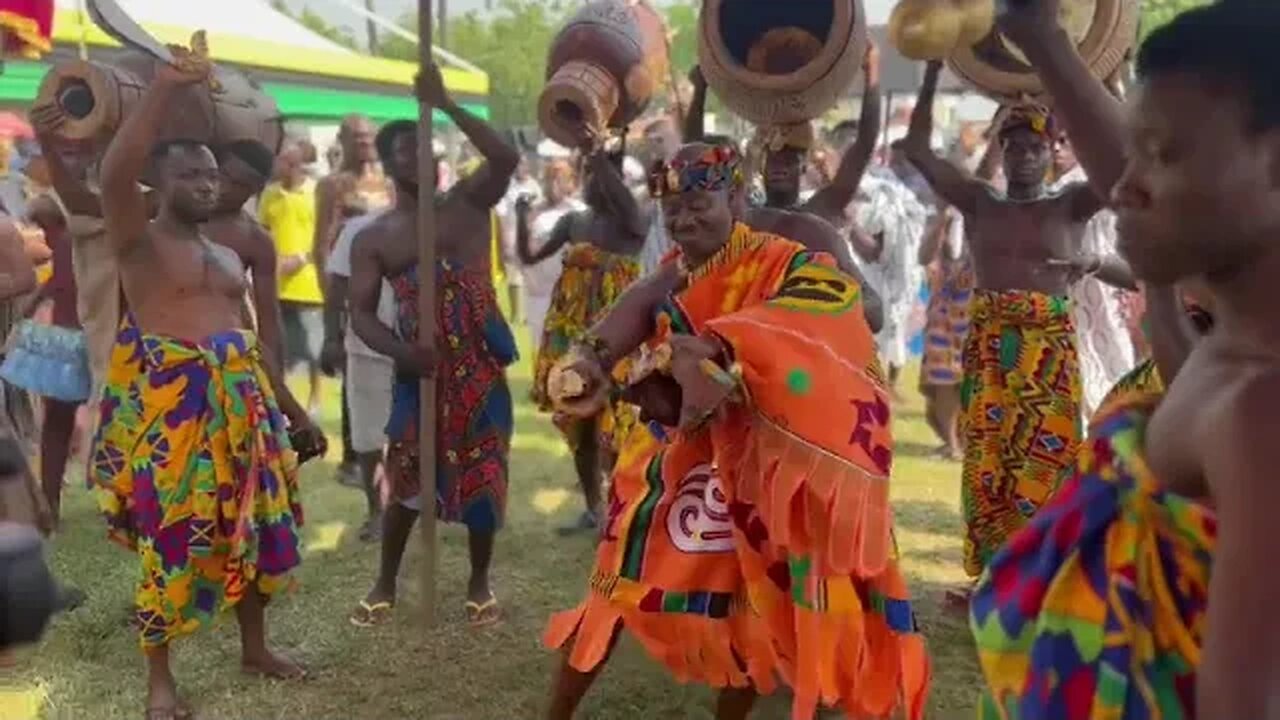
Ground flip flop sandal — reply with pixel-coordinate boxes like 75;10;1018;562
349;600;394;628
465;597;502;628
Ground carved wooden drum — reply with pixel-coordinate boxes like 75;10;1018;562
34;51;285;154
698;0;868;127
539;0;670;148
946;0;1138;103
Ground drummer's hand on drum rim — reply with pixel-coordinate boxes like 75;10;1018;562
28;103;63;139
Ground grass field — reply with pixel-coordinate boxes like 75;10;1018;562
0;331;983;720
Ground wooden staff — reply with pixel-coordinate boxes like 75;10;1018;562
416;0;439;628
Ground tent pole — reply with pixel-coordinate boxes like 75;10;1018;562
416;0;439;630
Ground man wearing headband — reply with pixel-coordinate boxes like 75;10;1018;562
519;138;647;539
899;61;1132;608
543;141;929;720
346;63;519;630
683;52;887;333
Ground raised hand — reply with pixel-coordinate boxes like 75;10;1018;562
688;64;706;89
415;61;451;108
863;39;881;84
997;0;1063;44
28;103;63;140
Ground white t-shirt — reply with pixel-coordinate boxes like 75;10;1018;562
522;199;585;299
326;211;396;359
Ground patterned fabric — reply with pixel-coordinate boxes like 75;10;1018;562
856;175;929;368
385;260;515;532
961;290;1082;578
1055;167;1136;419
89;315;302;648
648;144;744;197
999;104;1055;139
531;243;640;452
1093;358;1163;425
922;260;974;386
971;393;1212;720
922;210;974;387
546;226;930;720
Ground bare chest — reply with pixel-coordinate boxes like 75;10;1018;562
130;233;248;302
971;196;1082;263
1146;363;1218;500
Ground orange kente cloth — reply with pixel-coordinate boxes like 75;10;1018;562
545;224;930;720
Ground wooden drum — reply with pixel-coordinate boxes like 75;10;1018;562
539;0;670;148
946;0;1138;103
33;51;285;154
697;0;868;127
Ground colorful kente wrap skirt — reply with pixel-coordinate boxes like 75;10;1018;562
531;242;640;452
971;392;1212;719
960;289;1082;578
385;261;515;533
545;225;929;720
1093;358;1163;427
921;260;975;388
89;315;302;648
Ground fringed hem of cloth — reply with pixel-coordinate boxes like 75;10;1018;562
544;575;776;692
544;571;930;720
970;391;1212;720
714;411;892;579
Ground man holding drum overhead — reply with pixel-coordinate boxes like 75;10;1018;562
966;1;1280;718
898;59;1137;603
87;45;324;718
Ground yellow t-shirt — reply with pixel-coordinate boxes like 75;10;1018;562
258;180;322;305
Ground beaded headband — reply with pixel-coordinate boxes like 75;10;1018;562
999;104;1056;141
648;145;744;198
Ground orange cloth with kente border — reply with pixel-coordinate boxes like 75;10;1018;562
544;223;930;720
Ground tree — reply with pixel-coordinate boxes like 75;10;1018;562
270;0;360;50
1139;0;1210;40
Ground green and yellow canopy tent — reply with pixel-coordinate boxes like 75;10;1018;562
0;0;487;126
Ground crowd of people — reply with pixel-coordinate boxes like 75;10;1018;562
0;0;1271;718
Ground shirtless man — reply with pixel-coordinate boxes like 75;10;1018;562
900;60;1129;596
348;64;518;626
517;146;646;536
966;3;1280;716
204;140;289;370
91;59;322;718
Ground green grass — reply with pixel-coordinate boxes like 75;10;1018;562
0;330;982;720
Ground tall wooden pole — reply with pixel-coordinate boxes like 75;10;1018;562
416;0;439;628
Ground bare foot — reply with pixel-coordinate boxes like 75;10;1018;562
241;648;306;680
146;671;192;719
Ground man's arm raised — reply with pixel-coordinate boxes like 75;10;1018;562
418;62;519;208
999;0;1128;196
99;62;205;254
805;42;883;222
899;61;985;215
